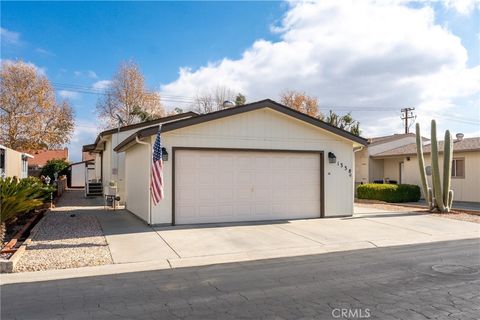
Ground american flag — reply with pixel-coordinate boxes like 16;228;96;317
150;131;164;205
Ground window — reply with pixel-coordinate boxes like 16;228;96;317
452;158;465;178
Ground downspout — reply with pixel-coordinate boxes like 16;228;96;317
136;136;152;225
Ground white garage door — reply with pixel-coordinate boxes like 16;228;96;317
174;149;321;224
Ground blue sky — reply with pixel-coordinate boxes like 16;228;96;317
1;1;479;161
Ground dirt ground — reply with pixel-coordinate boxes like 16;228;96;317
355;202;480;224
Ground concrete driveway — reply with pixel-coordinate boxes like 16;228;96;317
96;205;479;268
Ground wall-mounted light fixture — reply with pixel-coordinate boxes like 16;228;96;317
161;147;169;161
406;157;411;161
328;152;336;164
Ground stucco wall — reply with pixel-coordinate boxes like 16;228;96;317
137;108;357;224
368;158;385;181
125;143;150;222
383;158;403;182
3;147;23;178
354;147;369;184
402;152;480;202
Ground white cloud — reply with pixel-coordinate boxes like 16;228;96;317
67;121;100;162
58;90;80;99
92;80;112;90
74;70;98;78
35;48;54;56
0;28;20;45
160;0;480;137
443;0;480;15
87;70;98;78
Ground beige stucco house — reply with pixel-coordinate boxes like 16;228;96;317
355;133;480;202
82;112;197;200
115;99;367;225
371;136;480;202
0;145;33;179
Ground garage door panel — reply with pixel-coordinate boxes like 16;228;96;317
176;187;196;202
254;172;271;186
175;150;321;224
237;187;253;200
236;171;253;185
198;205;217;217
254;187;271;201
216;188;234;202
216;171;234;185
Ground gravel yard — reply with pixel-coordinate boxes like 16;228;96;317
355;202;480;223
14;211;113;272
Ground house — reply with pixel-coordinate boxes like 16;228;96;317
25;148;69;177
354;133;430;186
370;135;480;202
0;145;33;179
114;99;367;225
82;112;198;200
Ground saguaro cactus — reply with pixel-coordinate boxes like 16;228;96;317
415;120;454;212
415;123;433;210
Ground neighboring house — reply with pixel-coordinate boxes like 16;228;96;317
25;148;69;177
0;145;33;179
354;133;429;185
82;112;198;201
82;151;96;162
115;99;367;225
371;135;480;202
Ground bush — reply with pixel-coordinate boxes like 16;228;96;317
0;177;54;224
357;183;421;203
40;159;69;181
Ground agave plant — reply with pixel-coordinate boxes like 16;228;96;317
0;177;54;242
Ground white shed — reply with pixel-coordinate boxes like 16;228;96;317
69;160;94;188
115;99;367;225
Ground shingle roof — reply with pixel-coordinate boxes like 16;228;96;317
372;137;480;158
368;133;428;146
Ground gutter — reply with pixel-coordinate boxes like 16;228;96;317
135;136;153;225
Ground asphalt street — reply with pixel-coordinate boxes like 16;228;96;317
2;238;479;320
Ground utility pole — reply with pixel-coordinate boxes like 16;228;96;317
401;107;415;134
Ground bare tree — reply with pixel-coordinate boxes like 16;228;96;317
0;60;75;150
192;86;236;114
96;61;165;128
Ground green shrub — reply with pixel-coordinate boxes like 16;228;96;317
357;183;421;203
0;177;54;223
40;158;69;181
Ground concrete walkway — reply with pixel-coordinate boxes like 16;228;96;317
2;191;478;283
97;211;179;264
